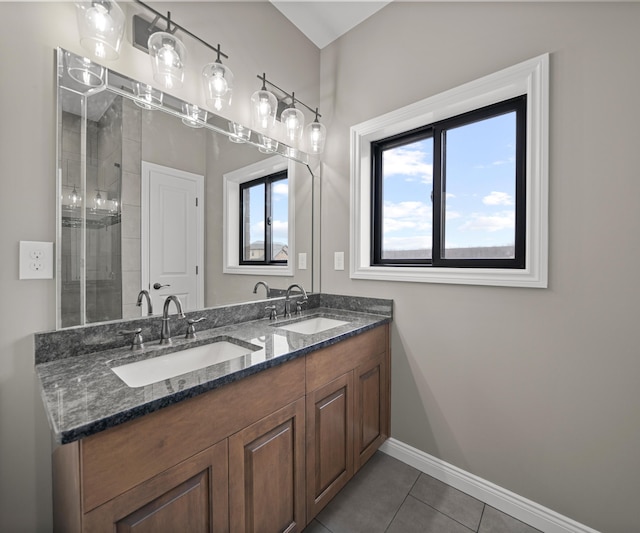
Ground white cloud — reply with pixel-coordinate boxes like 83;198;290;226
384;147;433;184
272;182;288;197
251;219;288;242
459;211;514;232
483;191;513;206
383;201;431;233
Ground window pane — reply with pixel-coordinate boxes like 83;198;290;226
443;112;516;259
381;138;433;260
271;177;289;261
242;182;265;261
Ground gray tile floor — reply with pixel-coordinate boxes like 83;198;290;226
303;452;542;533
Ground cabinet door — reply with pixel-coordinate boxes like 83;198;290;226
306;372;354;521
83;440;228;533
354;351;389;471
229;398;305;533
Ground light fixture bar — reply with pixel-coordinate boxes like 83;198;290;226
257;74;321;119
132;0;228;60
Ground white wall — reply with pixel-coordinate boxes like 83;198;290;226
0;3;319;531
319;3;640;532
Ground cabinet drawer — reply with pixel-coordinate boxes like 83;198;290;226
83;440;229;533
80;357;305;512
306;325;387;392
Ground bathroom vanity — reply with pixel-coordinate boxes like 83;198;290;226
36;294;392;532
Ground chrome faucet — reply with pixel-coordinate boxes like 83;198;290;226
284;284;308;318
253;281;271;298
160;295;186;345
136;290;153;316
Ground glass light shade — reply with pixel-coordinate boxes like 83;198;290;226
228;122;251;143
65;51;105;87
250;89;278;131
65;185;83;208
148;32;187;89
75;1;125;60
202;62;234;111
304;120;327;154
182;103;207;128
281;106;305;144
93;190;103;211
134;83;163;109
258;134;279;154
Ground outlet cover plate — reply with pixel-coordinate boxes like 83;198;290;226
19;241;54;280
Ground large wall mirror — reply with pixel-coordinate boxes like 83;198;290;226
56;48;319;329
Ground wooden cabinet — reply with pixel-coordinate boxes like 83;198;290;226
229;399;306;533
83;440;228;533
52;324;390;532
354;350;388;471
305;372;354;518
305;325;390;522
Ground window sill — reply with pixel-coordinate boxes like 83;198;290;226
351;264;546;288
223;264;293;277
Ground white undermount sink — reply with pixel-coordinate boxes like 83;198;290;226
112;340;257;388
275;316;349;335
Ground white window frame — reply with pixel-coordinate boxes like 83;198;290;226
223;155;295;276
350;53;549;288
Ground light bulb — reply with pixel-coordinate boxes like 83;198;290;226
281;106;304;144
91;4;108;32
251;89;277;132
148;32;187;89
305;120;326;154
203;61;234;111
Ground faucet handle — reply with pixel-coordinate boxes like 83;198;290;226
295;299;307;315
265;305;277;320
186;317;206;339
118;328;144;351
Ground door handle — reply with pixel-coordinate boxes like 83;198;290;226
153;283;170;290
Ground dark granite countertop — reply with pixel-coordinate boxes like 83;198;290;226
35;295;392;445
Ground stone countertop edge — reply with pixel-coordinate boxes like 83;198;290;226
35;295;393;445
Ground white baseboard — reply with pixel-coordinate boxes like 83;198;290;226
379;438;600;533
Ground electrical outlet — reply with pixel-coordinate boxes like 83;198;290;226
334;251;345;271
298;252;307;270
20;241;54;280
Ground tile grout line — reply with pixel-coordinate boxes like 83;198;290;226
477;503;487;532
383;472;422;532
409;473;481;533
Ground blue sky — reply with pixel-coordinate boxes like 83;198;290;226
382;112;516;255
248;179;289;252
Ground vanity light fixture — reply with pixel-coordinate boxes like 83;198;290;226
251;74;323;153
93;190;104;211
70;185;81;206
202;48;234;112
132;0;233;109
258;134;279;154
74;0;125;61
133;82;163;109
182;103;207;128
251;73;278;132
281;93;305;145
228;122;252;143
304;108;326;154
147;23;187;90
65;50;105;87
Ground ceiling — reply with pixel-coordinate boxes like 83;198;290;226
269;1;392;49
